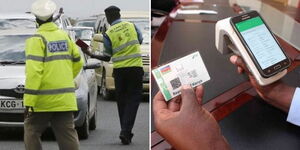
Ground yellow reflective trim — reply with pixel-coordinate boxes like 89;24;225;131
111;53;142;62
112;40;139;54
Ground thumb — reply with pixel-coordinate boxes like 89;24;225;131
180;85;199;111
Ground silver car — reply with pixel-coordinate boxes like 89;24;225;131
0;28;99;139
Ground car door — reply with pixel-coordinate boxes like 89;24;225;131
82;54;98;116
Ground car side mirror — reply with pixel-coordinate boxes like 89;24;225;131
84;58;101;70
93;34;103;43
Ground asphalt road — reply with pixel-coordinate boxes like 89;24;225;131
0;96;149;150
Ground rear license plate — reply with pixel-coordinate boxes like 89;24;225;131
0;100;24;109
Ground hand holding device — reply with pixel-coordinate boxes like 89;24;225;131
230;55;296;112
216;11;290;86
76;39;92;56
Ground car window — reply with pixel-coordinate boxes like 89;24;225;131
0;35;30;62
76;21;95;28
0;19;36;30
74;28;93;41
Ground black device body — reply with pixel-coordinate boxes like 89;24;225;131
230;11;290;78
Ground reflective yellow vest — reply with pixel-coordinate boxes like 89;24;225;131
106;21;143;68
24;22;83;112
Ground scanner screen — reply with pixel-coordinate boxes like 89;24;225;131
235;16;286;70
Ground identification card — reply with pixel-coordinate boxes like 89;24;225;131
152;51;210;101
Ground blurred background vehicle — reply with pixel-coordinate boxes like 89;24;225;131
0;13;36;30
75;17;97;30
0;13;100;139
53;12;77;40
90;11;150;100
73;26;94;46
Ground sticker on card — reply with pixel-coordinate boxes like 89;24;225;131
152;51;210;101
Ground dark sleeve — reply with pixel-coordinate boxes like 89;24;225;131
103;33;113;56
91;54;111;62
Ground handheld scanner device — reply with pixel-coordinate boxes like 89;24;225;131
215;11;290;86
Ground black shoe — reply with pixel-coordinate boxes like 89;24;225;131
119;133;133;145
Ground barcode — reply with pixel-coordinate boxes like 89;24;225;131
187;70;198;78
170;77;181;90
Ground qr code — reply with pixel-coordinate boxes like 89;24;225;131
187;70;198;78
170;77;181;90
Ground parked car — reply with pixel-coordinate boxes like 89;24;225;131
91;12;150;100
0;13;76;39
73;26;94;46
0;13;36;30
0;28;100;139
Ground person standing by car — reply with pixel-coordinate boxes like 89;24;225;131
81;5;144;145
24;0;83;150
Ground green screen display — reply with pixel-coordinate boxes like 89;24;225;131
234;16;286;70
235;16;263;32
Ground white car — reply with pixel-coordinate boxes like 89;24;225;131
0;13;76;40
0;13;36;30
0;28;100;139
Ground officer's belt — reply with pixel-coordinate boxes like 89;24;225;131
111;53;142;62
26;54;81;62
24;87;75;95
112;40;139;54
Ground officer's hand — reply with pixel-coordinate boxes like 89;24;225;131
153;85;230;150
80;47;92;56
230;55;296;112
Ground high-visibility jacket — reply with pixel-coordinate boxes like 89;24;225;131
24;22;83;112
106;21;143;68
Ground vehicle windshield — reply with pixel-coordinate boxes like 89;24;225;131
76;21;95;28
0;19;36;30
0;35;30;62
123;18;149;44
74;28;94;41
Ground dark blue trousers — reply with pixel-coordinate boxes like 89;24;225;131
113;67;144;135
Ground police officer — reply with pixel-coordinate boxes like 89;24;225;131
24;0;83;149
81;5;144;145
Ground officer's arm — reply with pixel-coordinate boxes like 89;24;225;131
71;40;84;78
24;37;44;107
90;34;111;62
134;24;143;44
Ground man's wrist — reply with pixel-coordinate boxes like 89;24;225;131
267;84;296;112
